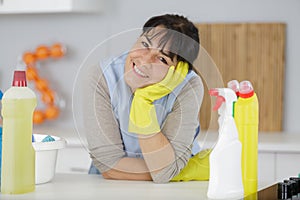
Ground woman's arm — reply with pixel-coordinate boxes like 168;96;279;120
84;64;151;180
101;157;152;180
138;76;204;183
138;132;175;178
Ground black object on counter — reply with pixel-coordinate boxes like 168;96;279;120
278;182;292;200
289;177;300;196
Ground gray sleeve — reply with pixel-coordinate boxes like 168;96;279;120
152;75;204;183
83;64;125;173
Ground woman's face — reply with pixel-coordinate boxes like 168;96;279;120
124;28;177;91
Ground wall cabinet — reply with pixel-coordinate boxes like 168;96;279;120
258;153;276;183
258;133;300;183
275;153;300;180
258;152;300;184
56;146;91;174
0;0;102;14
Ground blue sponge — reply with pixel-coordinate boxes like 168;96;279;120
42;135;55;142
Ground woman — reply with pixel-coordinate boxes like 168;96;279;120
85;14;209;183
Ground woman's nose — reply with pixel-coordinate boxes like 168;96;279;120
140;49;157;63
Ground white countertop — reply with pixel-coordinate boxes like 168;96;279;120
0;173;273;200
33;127;300;153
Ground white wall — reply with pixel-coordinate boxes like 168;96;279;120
0;0;299;132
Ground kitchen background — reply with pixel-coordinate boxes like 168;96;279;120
0;0;300;133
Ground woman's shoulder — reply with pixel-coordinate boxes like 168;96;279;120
186;72;204;92
176;72;204;103
100;52;127;70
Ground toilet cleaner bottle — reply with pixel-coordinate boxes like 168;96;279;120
233;80;259;198
207;88;244;199
1;70;37;194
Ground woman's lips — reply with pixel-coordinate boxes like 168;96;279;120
132;62;149;78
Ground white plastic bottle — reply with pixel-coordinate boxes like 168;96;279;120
1;70;36;194
207;88;244;199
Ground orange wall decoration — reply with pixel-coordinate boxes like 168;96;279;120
22;43;66;124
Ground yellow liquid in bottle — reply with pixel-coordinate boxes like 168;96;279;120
234;94;259;198
1;98;36;194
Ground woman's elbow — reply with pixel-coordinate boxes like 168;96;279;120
102;171;112;179
152;178;169;184
150;161;185;183
151;171;173;184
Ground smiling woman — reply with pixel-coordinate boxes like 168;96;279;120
124;28;174;91
84;14;210;183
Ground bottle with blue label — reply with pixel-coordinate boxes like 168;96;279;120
0;89;3;188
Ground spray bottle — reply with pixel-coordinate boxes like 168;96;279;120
1;69;37;194
227;80;239;97
232;80;259;198
207;88;244;199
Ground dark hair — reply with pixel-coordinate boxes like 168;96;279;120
142;14;200;70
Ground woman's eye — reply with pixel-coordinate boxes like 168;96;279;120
159;57;168;65
141;41;149;48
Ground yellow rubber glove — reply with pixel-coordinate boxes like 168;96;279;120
128;61;189;135
171;149;211;182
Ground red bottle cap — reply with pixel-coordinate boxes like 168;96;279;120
12;71;27;87
239;80;254;98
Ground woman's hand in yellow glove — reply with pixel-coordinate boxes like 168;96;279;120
171;149;211;182
128;61;189;135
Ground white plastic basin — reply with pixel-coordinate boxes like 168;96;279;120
32;134;66;184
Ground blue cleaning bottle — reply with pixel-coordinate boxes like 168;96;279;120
0;89;3;187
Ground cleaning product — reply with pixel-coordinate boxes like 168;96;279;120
233;80;259;197
207;88;244;199
227;80;240;97
1;70;37;194
0;89;3;187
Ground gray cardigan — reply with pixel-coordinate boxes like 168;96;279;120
83;64;204;183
